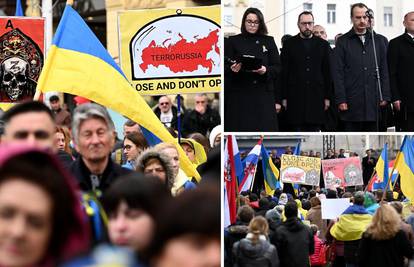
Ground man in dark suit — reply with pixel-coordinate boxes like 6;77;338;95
281;11;332;131
388;11;414;131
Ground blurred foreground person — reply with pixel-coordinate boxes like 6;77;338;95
102;173;171;261
0;145;89;267
148;186;220;267
359;204;413;267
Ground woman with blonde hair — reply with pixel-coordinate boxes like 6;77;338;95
154;142;196;196
232;216;279;267
359;204;413;267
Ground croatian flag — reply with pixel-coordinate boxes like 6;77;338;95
372;159;398;190
239;137;263;193
224;135;243;227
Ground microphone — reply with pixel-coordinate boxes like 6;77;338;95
366;9;374;19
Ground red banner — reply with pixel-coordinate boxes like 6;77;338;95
322;157;363;188
0;17;44;103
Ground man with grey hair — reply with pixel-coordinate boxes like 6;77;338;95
70;103;131;193
182;93;220;136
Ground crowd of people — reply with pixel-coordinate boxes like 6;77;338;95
0;94;221;266
225;3;414;132
225;187;414;267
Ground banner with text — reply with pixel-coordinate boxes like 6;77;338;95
280;154;321;186
0;17;44;110
322;157;363;188
118;6;221;95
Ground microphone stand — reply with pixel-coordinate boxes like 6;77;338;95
367;16;383;131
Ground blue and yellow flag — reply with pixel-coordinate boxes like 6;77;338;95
261;144;280;196
394;136;414;202
36;5;200;181
330;204;372;241
374;143;389;190
15;0;23;16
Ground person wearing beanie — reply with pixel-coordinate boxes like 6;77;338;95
274;201;314;267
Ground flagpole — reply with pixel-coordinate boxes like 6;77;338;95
177;94;181;143
364;169;377;192
382;153;402;201
249;135;264;193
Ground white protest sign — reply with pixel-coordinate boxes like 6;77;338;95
321;198;351;220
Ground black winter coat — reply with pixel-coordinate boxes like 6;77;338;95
233;237;279;267
275;217;314;267
388;33;414;111
359;230;413;267
281;34;332;125
332;28;391;122
224;33;281;132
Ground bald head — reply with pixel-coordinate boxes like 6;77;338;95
313;25;327;40
404;12;414;34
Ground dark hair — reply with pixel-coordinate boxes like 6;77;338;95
49;95;59;102
284;200;298;218
2;101;54;124
297;11;314;23
241;7;268;35
237;205;255;223
124;119;138;127
148;185;220;262
302;199;311;210
0;151;87;261
124;132;149;150
187;132;210;154
102;173;171;219
308;189;317;199
353;191;365;205
350;3;368;18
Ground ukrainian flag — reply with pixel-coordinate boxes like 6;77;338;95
374;143;389;190
394;136;414;202
36;5;200;181
330;204;372;241
261;144;280;196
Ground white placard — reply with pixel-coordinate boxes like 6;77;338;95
321;198;351;220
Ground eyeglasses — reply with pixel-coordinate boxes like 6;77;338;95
300;21;314;26
13;130;51;140
246;20;260;25
159;102;169;106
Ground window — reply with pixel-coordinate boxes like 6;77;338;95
327;4;336;24
384;7;393;27
303;3;313;12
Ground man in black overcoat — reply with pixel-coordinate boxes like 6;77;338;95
281;11;332;132
388;11;414;131
332;3;391;132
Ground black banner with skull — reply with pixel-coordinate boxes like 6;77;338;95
0;18;44;103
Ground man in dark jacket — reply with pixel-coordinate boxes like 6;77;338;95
274;201;314;267
182;94;220;136
281;11;332;131
388;11;414;131
332;3;391;131
224;205;255;266
70;103;131;194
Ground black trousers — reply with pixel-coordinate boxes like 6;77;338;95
342;121;378;132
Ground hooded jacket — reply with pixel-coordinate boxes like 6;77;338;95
275;217;314;267
136;148;175;190
233;234;279;267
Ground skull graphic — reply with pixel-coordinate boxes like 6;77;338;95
1;57;28;101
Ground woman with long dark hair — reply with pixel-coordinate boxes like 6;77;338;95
224;7;281;131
